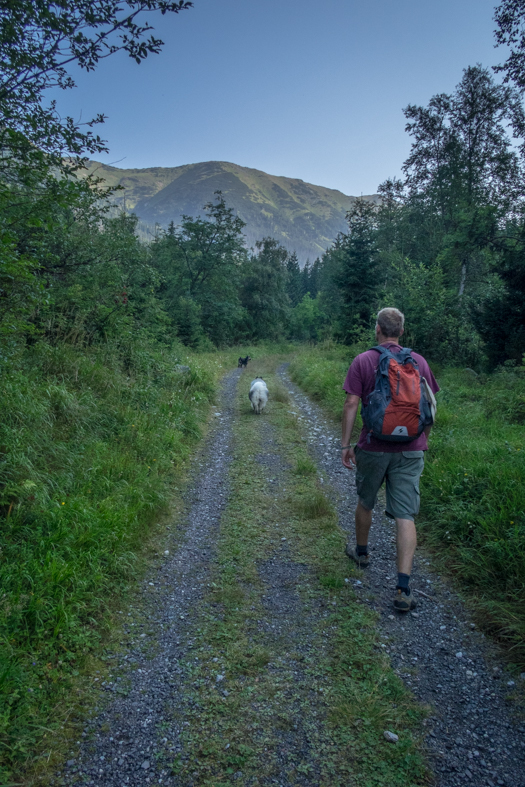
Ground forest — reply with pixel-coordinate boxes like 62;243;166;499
1;0;525;782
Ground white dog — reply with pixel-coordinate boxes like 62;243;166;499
249;378;268;414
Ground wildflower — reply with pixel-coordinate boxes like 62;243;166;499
511;521;514;524
61;502;65;505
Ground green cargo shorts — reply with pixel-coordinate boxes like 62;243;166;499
355;448;425;521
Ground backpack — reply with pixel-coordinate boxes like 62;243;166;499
361;346;434;443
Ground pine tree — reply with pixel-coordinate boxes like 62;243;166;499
301;259;311;298
336;199;380;343
286;251;302;307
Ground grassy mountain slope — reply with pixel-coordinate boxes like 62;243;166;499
82;160;377;262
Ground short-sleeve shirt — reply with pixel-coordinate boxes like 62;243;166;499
343;343;440;452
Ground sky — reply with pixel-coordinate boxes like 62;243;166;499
53;0;504;195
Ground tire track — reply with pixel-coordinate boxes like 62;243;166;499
278;363;525;787
56;369;241;787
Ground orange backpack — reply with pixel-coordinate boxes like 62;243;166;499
361;346;434;442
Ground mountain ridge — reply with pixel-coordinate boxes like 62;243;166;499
81;159;378;262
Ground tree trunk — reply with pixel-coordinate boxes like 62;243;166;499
459;259;467;298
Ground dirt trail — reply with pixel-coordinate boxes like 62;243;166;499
278;364;525;787
54;361;525;787
55;369;241;787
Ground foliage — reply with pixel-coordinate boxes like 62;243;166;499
495;0;525;94
151;193;248;346
310;65;525;367
0;0;192;175
285;250;302;306
380;257;484;367
289;293;328;342
474;220;525;365
240;237;290;341
318;199;381;344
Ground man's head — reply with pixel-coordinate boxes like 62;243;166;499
375;307;404;342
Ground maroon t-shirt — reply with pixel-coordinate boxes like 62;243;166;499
343;343;440;452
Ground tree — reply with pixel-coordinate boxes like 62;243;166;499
285;251;302;307
289;293;327;342
402;65;524;298
0;0;193;175
301;259;311;298
495;0;525;93
335;199;381;343
240;238;290;341
475;219;525;365
308;257;322;298
151;193;247;346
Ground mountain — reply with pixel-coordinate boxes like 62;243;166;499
81;160;377;262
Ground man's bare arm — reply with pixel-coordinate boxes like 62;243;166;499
341;393;360;469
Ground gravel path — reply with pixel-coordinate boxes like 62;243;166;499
278;364;525;787
56;369;241;787
54;362;525;787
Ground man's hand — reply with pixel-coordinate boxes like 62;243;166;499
342;446;356;470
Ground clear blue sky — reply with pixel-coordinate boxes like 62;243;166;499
55;0;504;195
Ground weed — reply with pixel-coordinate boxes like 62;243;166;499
294;489;335;520
270;382;290;403
293;457;317;476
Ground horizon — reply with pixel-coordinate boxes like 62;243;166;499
86;157;379;197
53;0;503;195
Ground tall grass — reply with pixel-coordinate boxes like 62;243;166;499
290;345;525;664
0;338;227;778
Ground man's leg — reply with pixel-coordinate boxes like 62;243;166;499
356;500;373;548
346;450;388;567
396;517;417;575
385;452;424;611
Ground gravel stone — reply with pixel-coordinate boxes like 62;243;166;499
384;731;399;743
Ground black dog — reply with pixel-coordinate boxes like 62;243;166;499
238;355;251;368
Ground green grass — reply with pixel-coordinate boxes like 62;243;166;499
176;355;428;786
289;345;525;666
0;338;232;781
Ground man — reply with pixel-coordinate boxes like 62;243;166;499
341;307;439;612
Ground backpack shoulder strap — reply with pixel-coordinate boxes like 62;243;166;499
396;347;420;367
370;345;392;356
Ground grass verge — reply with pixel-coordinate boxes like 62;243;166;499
289;344;525;667
175;355;428;786
0;338;235;781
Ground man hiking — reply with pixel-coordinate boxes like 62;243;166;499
341;308;439;612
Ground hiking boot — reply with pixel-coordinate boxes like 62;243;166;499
345;545;370;568
393;589;417;613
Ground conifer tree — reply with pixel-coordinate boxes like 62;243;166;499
286;251;302;307
336;199;380;343
301;260;311;298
